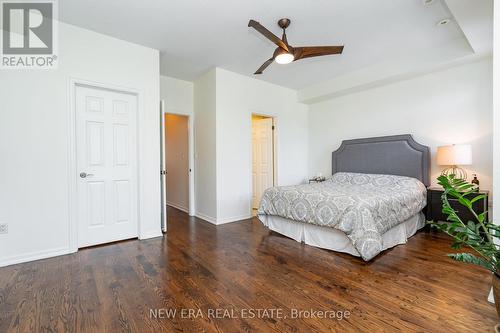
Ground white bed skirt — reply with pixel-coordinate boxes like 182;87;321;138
258;212;425;257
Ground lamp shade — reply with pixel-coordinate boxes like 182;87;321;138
437;144;472;166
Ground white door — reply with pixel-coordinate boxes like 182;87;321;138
76;85;138;247
252;117;274;209
160;101;167;232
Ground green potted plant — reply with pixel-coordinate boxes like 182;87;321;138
428;174;500;317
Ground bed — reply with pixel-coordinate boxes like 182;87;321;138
257;134;430;261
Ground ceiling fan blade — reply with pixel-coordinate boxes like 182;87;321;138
254;58;274;74
248;19;289;52
293;46;344;61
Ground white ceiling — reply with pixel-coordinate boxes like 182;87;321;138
59;0;492;90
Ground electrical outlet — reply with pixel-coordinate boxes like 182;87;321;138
0;223;8;234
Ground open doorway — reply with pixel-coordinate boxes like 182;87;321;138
164;114;190;215
252;114;276;216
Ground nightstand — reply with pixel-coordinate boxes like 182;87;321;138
426;187;489;223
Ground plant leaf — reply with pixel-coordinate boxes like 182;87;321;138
447;253;495;272
477;212;486;223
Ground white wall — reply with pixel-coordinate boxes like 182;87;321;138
193;69;218;222
0;23;161;267
308;59;493;197
215;68;309;223
191;68;309;224
160;76;193;115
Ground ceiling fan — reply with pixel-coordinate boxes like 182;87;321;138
248;18;344;74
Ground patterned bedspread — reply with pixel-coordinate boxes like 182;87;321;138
257;172;427;260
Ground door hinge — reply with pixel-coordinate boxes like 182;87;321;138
161;170;166;175
272;125;275;130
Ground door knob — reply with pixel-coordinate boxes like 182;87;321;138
80;172;94;178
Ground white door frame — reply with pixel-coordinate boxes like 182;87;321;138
162;107;195;216
249;113;278;216
68;78;143;252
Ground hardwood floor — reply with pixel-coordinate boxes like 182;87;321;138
0;207;497;332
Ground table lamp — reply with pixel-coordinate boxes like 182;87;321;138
436;144;472;180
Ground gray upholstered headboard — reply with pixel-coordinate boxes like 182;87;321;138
332;134;430;186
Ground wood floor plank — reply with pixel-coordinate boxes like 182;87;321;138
0;207;498;332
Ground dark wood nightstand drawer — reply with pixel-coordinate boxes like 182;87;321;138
426;188;489;223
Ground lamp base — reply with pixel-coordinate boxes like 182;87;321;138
441;166;468;181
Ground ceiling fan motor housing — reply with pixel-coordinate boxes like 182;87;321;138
278;18;291;29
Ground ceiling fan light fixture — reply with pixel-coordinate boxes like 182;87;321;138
275;52;294;64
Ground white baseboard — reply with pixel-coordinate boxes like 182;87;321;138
0;247;75;268
139;230;164;240
216;214;252;225
166;201;189;214
195;212;251;225
195;212;217;224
